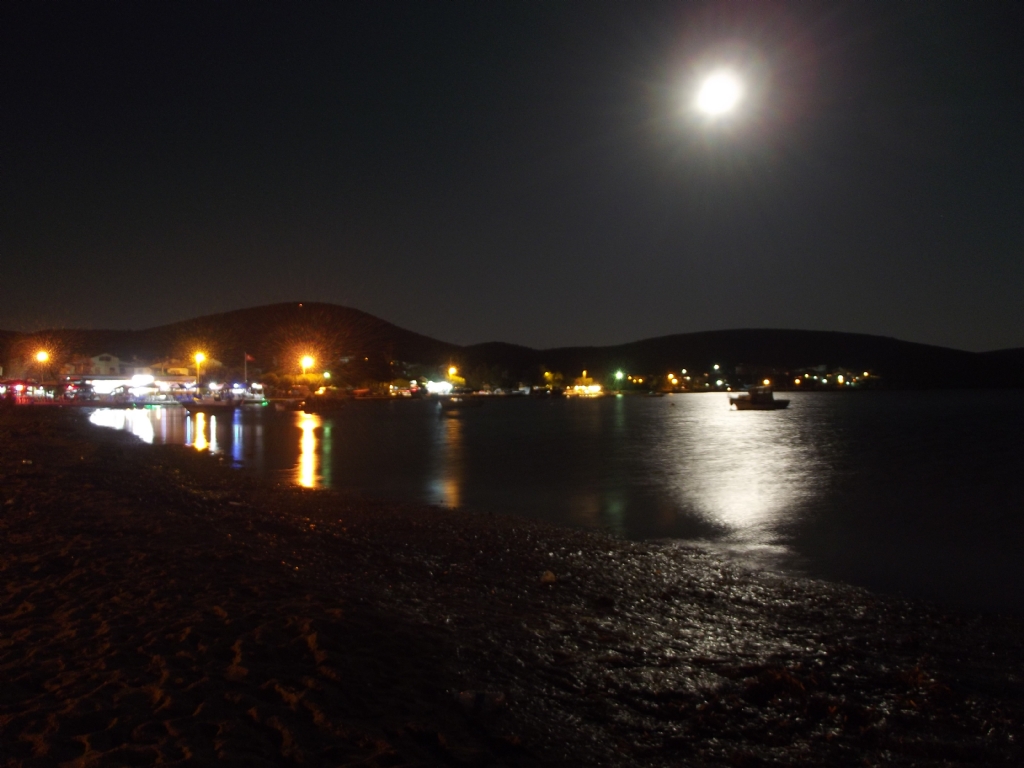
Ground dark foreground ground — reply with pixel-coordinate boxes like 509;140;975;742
1;407;1022;767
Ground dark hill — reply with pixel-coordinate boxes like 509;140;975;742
1;303;460;374
512;329;989;387
1;304;1020;387
458;329;1008;388
983;347;1024;366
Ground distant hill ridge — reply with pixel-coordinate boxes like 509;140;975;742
1;302;1022;387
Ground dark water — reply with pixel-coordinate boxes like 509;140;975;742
89;391;1024;614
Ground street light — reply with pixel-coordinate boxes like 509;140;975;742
448;366;458;377
301;355;315;376
194;352;206;390
33;350;51;393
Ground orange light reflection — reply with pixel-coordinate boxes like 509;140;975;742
296;412;322;488
428;415;463;507
193;413;209;451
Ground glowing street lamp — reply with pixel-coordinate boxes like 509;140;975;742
194;352;206;388
33;350;51;388
301;355;315;376
448;366;458;377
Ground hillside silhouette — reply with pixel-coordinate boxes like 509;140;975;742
1;303;1021;387
1;303;459;376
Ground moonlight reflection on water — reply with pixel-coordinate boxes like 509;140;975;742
655;394;826;547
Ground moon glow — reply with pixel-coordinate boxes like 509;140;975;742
695;71;743;115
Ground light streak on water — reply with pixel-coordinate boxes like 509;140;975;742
427;413;463;507
296;412;321;488
192;413;209;452
88;408;155;444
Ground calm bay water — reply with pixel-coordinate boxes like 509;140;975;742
89;391;1024;614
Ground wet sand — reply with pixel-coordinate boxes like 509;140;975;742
1;406;1022;766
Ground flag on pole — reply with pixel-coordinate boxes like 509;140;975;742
245;353;255;362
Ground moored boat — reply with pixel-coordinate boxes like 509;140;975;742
438;395;486;412
729;386;790;410
299;396;347;414
271;399;303;412
183;398;239;414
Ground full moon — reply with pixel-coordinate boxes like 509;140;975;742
695;71;743;115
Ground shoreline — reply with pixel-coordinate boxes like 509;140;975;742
2;406;1022;766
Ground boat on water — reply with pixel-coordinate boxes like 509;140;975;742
729;386;790;410
299;396;347;414
182;398;240;414
438;395;486;413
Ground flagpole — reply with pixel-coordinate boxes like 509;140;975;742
244;353;248;387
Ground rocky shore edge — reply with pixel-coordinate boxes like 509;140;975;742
1;406;1022;766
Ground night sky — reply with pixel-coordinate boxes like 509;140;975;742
2;1;1022;352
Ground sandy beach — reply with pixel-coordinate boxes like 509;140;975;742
1;406;1022;766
